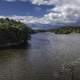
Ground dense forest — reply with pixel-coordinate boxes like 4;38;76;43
0;18;32;47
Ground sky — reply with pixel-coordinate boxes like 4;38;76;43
0;0;80;25
0;1;54;16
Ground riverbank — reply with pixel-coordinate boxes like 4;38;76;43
33;26;80;34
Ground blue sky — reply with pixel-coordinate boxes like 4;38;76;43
0;1;54;17
0;0;80;25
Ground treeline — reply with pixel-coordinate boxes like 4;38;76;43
0;18;32;46
49;26;80;34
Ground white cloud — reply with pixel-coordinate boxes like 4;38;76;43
29;0;80;24
1;0;80;25
31;0;80;6
31;0;58;5
0;15;50;24
37;0;80;24
44;5;80;23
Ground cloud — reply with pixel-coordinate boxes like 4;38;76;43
30;0;80;24
31;0;58;5
44;5;80;23
1;0;80;25
31;0;80;6
34;0;80;24
12;0;80;25
0;15;50;24
19;16;50;24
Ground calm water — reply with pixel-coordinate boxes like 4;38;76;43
0;32;80;80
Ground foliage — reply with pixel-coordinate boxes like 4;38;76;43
49;26;80;34
0;18;32;45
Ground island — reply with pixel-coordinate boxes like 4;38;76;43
0;18;32;47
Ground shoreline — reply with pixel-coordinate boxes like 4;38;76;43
0;40;28;48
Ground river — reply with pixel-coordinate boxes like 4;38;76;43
0;32;80;80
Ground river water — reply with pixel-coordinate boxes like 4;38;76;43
0;32;80;80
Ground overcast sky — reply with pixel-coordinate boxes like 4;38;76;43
0;0;80;25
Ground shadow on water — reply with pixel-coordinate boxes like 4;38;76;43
0;42;31;50
0;42;31;62
0;42;29;65
0;41;34;80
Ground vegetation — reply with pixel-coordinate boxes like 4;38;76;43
49;26;80;34
0;18;32;47
33;29;48;33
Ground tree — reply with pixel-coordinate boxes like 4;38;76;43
0;18;32;47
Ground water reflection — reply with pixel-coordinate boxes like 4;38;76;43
0;32;80;80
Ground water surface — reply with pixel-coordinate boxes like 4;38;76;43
0;32;80;80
